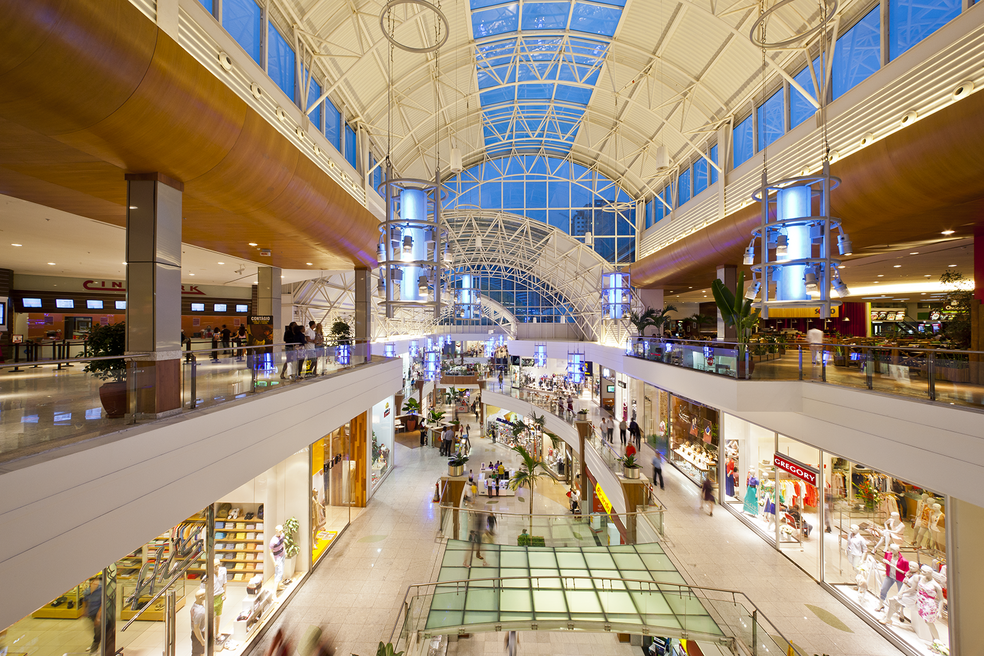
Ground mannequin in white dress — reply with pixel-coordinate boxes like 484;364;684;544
880;569;918;626
912;565;943;643
927;504;944;551
846;524;867;569
912;493;931;545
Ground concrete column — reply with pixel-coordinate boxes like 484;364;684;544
716;264;738;340
946;497;984;655
125;173;183;417
257;267;283;333
354;267;371;349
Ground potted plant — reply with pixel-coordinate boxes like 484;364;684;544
711;271;760;378
576;408;589;420
508;445;549;529
376;643;404;656
619;453;642;479
402;397;421;432
82;321;128;418
429;408;446;446
448;451;468;477
282;516;300;579
329;319;352;346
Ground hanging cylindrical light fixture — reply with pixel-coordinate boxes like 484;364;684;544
655;145;670;171
450;147;463;173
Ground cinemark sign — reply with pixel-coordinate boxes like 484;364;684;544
773;453;818;486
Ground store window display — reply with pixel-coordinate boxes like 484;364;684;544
722;415;776;543
823;454;949;655
667;395;718;488
311;427;353;564
775;436;821;578
370;397;395;492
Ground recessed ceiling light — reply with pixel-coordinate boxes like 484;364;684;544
941;230;955;235
893;265;901;268
218;262;225;265
47;262;55;265
924;274;932;277
249;242;258;246
11;243;22;247
877;274;884;277
189;273;195;276
949;264;958;267
874;281;880;283
910;252;919;255
837;265;845;269
128;206;137;210
306;262;313;266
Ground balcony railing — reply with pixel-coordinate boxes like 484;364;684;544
627;337;984;410
0;342;382;464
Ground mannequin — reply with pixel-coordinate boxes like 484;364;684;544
854;552;878;603
190;589;207;656
872;512;904;553
913;565;943;642
846;524;867;569
204;558;228;637
927;503;944;550
912;493;932;545
270;525;286;593
725;459;737;499
877;544;908;609
743;470;759;516
880;569;918;626
312;490;326;531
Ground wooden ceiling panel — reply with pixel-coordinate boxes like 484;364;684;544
0;0;157;136
632;88;984;290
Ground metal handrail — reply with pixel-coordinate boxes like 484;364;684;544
436;503;666;516
388;574;802;656
0;352;153;370
633;335;982;356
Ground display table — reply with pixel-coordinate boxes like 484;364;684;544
478;472;516;497
673;448;714;472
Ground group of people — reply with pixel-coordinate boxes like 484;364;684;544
481;461;507;496
438;423;472;457
280;321;326;379
206;324;247;361
600;414;642;448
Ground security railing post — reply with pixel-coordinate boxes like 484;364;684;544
866;348;874;389
751;609;758;656
928;351;936;401
251;349;258;392
821;345;827;383
190;355;198;409
798;345;803;380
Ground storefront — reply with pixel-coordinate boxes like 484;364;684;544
370;397;396;493
667;395;718;489
3;413;373;656
719;414;950;656
642;383;670;455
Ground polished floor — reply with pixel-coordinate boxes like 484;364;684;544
249;411;904;656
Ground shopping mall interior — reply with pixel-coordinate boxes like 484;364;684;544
0;1;983;656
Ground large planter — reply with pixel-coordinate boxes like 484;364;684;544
623;466;641;479
449;464;465;477
99;381;128;418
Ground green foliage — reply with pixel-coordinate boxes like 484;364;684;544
711;272;760;349
330;320;351;345
82;322;127;382
282;517;300;559
402;397;421;415
448;451;469;467
372;431;380;463
940;270;972;348
376;643;404;656
428;408;446;424
619;454;640;469
628;304;678;337
509;444;550;526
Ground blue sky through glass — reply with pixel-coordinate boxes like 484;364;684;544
471;1;624;154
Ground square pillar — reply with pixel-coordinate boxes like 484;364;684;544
716;264;737;340
125;173;183;417
257;267;283;332
354;267;372;348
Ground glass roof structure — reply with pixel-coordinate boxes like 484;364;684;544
423;541;724;637
472;1;627;155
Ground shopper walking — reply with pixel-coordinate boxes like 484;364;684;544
619;419;628;446
84;579;102;653
701;475;714;516
651;454;664;490
220;324;232;356
236;324;247;361
462;424;471;453
629;419;641;448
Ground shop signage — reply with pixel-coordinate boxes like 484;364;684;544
617;380;626;389
83;279;207;295
773;453;818;486
594;483;612;514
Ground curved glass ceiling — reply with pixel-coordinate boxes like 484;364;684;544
471;1;627;154
445;154;636;263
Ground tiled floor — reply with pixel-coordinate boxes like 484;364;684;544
251;404;904;656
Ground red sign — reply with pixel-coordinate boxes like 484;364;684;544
83;280;206;295
773;453;818;486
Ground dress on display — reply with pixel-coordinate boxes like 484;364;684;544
725;460;736;497
917;581;940;622
743;476;759;515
